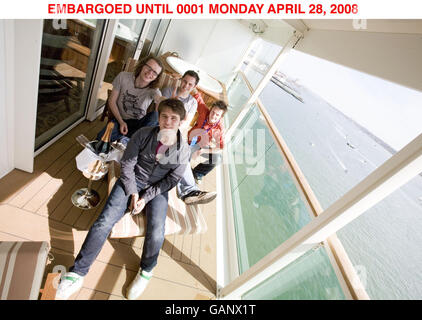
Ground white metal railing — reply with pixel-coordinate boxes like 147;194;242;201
225;32;302;142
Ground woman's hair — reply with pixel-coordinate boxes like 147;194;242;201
133;54;164;88
158;98;186;120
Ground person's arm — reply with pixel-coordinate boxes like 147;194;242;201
108;89;128;135
199;148;222;155
109;73;129;135
151;88;167;112
119;129;145;197
198;125;225;154
140;147;190;204
179;99;198;137
179;111;196;137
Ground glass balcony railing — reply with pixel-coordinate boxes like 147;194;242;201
241;244;346;300
225;73;252;126
226;104;313;274
222;70;369;300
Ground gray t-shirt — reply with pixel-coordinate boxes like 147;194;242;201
112;72;160;120
161;86;198;116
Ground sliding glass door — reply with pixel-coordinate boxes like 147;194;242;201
35;19;106;149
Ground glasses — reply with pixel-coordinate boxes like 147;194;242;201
144;63;160;78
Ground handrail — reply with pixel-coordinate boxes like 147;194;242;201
224;70;369;299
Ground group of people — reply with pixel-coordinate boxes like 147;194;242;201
56;54;227;300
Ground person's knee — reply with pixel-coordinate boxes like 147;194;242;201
151;228;165;242
92;214;118;232
146;224;165;245
146;213;167;241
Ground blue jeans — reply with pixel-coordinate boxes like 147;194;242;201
70;179;169;276
176;144;201;198
193;152;222;180
127;111;159;138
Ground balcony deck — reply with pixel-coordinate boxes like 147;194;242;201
0;118;217;300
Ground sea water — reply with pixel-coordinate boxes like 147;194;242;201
258;80;422;299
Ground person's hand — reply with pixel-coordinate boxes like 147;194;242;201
158;128;177;146
130;193;138;212
130;194;145;215
119;121;128;135
198;136;209;148
171;80;181;98
191;149;202;160
154;93;164;106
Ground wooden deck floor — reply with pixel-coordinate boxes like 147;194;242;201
0;118;217;300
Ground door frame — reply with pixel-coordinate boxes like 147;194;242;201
35;19;109;155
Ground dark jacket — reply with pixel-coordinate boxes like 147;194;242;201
120;126;190;203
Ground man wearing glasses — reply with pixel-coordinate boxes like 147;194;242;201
95;54;164;143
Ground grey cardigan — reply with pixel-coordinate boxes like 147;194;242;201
119;126;190;203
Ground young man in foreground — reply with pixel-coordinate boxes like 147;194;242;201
56;99;190;300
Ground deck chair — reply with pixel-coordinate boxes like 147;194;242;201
107;161;207;239
0;241;54;300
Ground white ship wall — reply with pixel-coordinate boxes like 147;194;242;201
0;19;42;179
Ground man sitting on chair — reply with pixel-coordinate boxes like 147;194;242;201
188;98;227;183
133;70;217;205
56;99;190;300
177;98;227;205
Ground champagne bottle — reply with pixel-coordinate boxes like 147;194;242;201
95;122;114;156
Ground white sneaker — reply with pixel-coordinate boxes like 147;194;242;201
55;272;84;300
182;191;217;205
126;269;152;300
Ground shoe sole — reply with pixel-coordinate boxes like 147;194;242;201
184;193;217;205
